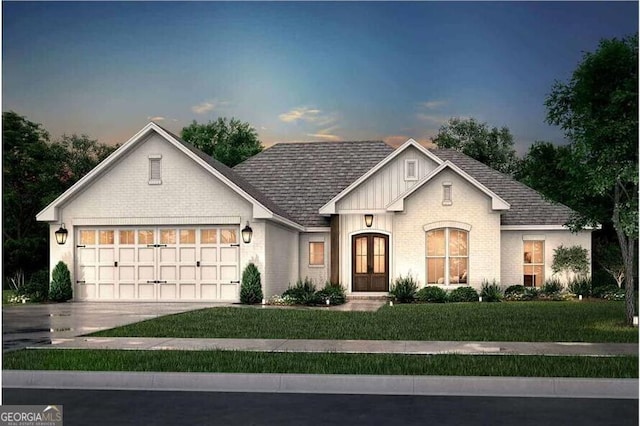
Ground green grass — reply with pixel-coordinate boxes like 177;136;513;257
3;349;637;378
91;301;637;343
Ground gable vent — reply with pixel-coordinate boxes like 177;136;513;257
149;154;162;184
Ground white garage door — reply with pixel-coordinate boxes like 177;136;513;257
75;226;240;301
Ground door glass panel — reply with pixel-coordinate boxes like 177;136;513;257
373;237;385;273
427;230;445;256
99;230;114;245
221;229;237;244
119;230;135;245
355;237;367;274
180;229;195;244
80;230;96;245
201;229;217;244
160;229;176;244
138;230;154;245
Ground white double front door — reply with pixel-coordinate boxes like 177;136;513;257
75;226;240;301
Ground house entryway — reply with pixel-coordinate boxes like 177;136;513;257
75;226;240;301
352;233;389;292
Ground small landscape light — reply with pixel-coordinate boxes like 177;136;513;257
389;300;393;307
326;298;330;306
578;294;582;301
479;296;483;302
262;298;266;305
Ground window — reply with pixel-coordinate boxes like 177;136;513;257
523;240;544;287
149;155;162;184
442;182;452;205
180;229;195;244
99;230;114;245
201;229;217;244
405;159;418;181
426;228;468;285
160;229;176;244
79;230;96;245
309;242;325;266
119;230;135;245
221;229;237;244
138;230;154;245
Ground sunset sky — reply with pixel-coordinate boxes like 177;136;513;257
3;2;637;152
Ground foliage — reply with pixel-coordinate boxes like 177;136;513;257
480;280;503;302
592;284;620;299
433;117;519;175
283;277;319;306
504;287;539;302
602;288;626;301
569;277;592;297
551;245;590;281
541;279;563;295
4;290;29;304
316;282;347;306
49;261;72;302
6;270;25;292
240;263;263;304
181;118;263;167
594;239;626;288
545;34;638;325
21;270;50;303
389;275;418;303
267;295;296;306
504;285;525;296
416;286;448;303
447;286;479;303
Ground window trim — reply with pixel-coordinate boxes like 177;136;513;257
523;239;545;287
426;228;468;285
149;154;162;185
404;159;418;181
309;241;325;267
442;181;452;206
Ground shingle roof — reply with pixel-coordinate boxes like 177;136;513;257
431;149;574;226
233;141;394;227
157;125;298;223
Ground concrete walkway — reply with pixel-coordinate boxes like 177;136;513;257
43;336;638;357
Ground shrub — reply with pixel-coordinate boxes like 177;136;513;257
541;278;563;295
551;245;590;281
49;261;72;302
316;282;347;306
592;283;620;299
283;277;319;305
240;263;263;304
480;280;503;302
267;295;296;306
389;275;418;303
504;285;525;296
569;276;592;297
602;288;626;301
21;270;50;302
448;286;479;303
416;286;448;303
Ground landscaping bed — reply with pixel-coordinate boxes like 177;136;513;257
3;349;637;378
90;301;637;343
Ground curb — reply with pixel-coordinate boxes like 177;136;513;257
3;371;638;399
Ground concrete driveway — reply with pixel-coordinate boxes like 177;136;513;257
2;302;227;352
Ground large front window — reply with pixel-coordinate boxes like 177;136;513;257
426;228;468;285
523;240;544;287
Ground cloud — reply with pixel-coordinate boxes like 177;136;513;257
419;100;446;110
307;132;341;141
191;99;229;115
278;106;336;126
147;116;165;121
415;113;449;125
384;134;436;149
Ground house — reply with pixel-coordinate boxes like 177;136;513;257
36;122;592;302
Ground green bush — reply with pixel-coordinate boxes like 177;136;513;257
240;263;263;304
541;278;563;295
21;270;50;302
602;288;626;301
448;286;479;303
569;276;592;297
316;282;347;306
416;286;448;303
480;280;503;302
505;286;540;301
592;283;620;299
504;285;525;296
389;275;418;303
283;277;319;305
49;261;72;302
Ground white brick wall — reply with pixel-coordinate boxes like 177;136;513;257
501;230;592;286
264;221;299;298
394;168;502;290
299;232;331;288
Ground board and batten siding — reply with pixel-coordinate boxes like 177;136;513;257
339;213;394;292
264;221;299;298
299;232;331;287
393;168;502;289
336;146;438;211
49;132;265;294
500;230;592;286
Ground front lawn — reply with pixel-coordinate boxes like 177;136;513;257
4;349;637;378
91;301;637;343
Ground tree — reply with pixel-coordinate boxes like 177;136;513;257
240;263;263;304
545;34;638;325
181;118;263;167
432;117;519;174
50;134;117;188
551;245;590;283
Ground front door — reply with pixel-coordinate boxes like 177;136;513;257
352;233;389;292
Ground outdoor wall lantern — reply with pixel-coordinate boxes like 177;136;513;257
55;223;68;245
364;214;374;228
241;221;253;244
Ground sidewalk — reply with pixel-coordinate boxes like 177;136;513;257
42;336;638;357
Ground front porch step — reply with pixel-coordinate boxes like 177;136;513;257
346;294;390;301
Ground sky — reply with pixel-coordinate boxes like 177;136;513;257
2;1;638;153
